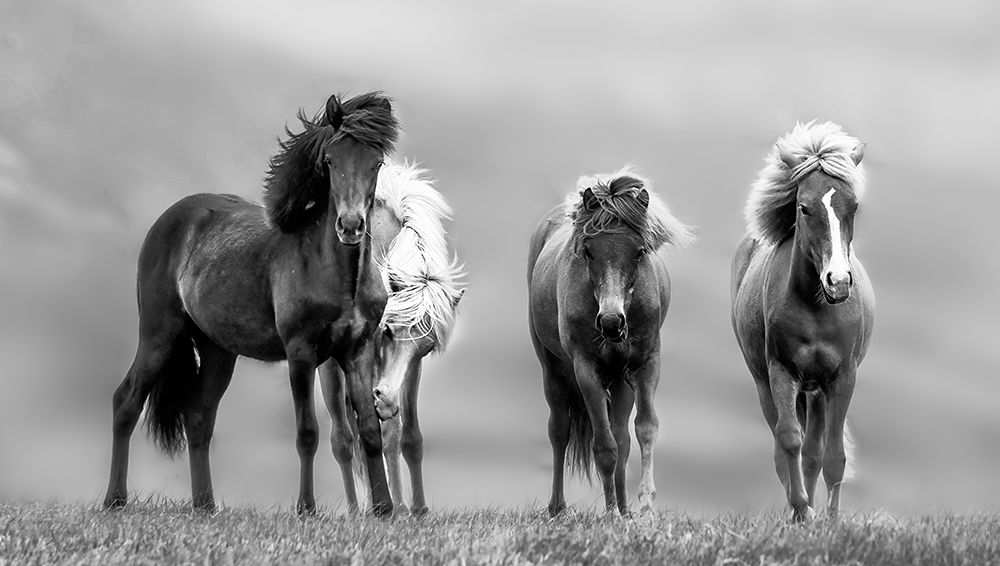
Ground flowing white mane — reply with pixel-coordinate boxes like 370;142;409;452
375;160;465;349
745;121;866;245
564;165;695;250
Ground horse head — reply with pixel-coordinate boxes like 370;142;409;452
780;143;865;304
578;185;651;343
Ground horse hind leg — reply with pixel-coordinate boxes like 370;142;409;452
801;392;827;509
319;360;361;514
182;336;237;511
104;318;191;509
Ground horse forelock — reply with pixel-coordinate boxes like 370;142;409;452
375;161;464;350
567;165;694;252
745;121;866;246
262;92;399;232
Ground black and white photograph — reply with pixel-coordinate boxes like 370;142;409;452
1;1;998;564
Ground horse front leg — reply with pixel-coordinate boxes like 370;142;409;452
381;415;406;513
286;341;319;515
400;361;427;515
318;360;360;514
344;342;394;517
769;361;812;522
632;356;660;514
824;369;856;519
573;357;618;515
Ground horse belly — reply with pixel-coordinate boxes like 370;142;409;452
180;272;286;361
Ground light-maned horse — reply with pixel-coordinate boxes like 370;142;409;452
528;168;693;516
731;121;874;522
104;92;399;516
320;161;464;515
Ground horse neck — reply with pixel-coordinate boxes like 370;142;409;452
786;232;821;304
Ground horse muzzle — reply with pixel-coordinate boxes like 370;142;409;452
822;270;853;304
596;312;627;343
336;214;366;245
373;387;399;421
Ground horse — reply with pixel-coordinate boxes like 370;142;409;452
731;121;875;522
527;167;693;517
319;160;464;516
103;92;400;517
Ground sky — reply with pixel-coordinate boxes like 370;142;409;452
1;0;998;515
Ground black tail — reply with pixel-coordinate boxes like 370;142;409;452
143;335;199;456
565;386;595;482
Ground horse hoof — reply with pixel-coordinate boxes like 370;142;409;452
547;503;566;518
296;501;317;517
372;502;394;518
791;506;815;524
103;495;127;510
410;505;428;517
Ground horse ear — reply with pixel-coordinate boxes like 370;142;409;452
376;97;392;113
850;142;866;166
326;95;344;129
452;288;466;308
582;187;599;210
777;144;801;170
636;188;650;210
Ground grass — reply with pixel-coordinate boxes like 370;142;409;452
2;500;999;565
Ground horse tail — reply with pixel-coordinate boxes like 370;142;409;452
143;334;199;456
565;387;595;482
842;420;856;481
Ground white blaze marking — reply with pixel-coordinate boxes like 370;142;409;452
821;188;850;278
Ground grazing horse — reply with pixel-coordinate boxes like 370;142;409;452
319;161;464;515
103;92;399;516
528;167;693;516
731;121;875;522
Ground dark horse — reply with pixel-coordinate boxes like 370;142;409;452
732;121;874;522
103;92;399;516
528;167;693;516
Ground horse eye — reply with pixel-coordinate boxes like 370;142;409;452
798;204;811;216
583;248;592;260
383;327;394;341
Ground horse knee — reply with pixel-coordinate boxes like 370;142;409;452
329;433;353;463
548;414;569;446
774;422;803;455
296;421;319;456
400;427;423;462
593;442;617;475
635;414;659;446
823;449;847;482
356;421;383;458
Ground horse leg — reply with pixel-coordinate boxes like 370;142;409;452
540;356;571;517
752;378;789;497
609;378;635;516
344;343;393;517
381;415;406;513
182;338;236;512
823;370;856;519
633;358;660;514
769;362;812;522
104;325;185;509
318;360;360;514
285;340;319;515
399;362;427;516
802;393;827;509
574;358;618;515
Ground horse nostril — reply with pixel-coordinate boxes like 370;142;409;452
825;272;835;287
373;387;382;398
848;272;854;286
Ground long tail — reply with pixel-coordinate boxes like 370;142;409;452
843;420;856;481
143;335;199;456
565;387;595;482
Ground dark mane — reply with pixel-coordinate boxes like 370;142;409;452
568;167;694;253
262;91;400;232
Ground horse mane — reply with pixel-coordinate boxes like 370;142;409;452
566;165;694;252
745;120;866;246
375;160;465;350
262;91;400;232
